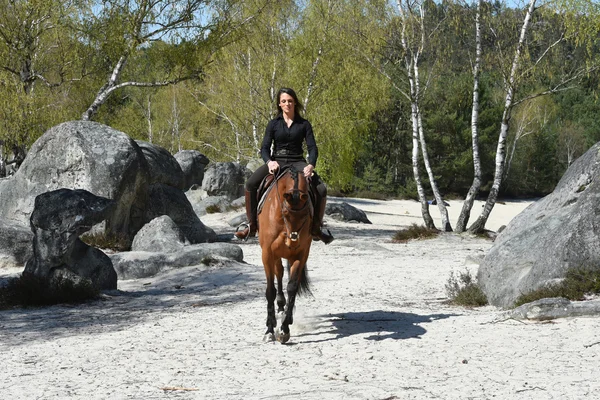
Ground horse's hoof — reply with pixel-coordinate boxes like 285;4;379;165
276;330;290;344
263;333;276;343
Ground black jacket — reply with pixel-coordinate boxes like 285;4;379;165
261;114;318;166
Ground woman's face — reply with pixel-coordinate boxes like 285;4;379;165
279;93;295;114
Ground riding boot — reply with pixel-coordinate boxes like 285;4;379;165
311;194;334;244
235;190;258;240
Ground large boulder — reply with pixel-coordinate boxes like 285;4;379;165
202;162;249;200
131;215;187;253
326;202;372;224
145;183;216;243
136;140;185;190
478;142;600;308
0;121;149;240
24;189;117;290
174;150;209;191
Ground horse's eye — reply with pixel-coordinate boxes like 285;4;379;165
300;193;308;201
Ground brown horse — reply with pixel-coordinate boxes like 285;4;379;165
258;165;314;343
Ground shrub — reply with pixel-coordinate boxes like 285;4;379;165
81;232;130;252
0;273;100;310
392;223;439;243
445;269;488;307
513;267;600;307
205;204;222;214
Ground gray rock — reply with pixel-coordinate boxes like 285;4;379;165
478;142;600;308
185;188;208;217
0;120;149;241
326;202;372;224
131;216;187;253
198;196;232;214
202;162;250;200
228;213;247;227
231;196;245;209
174;150;209;191
24;188;117;290
507;297;600;320
145;183;216;243
136;140;185;190
0;220;33;268
110;242;244;279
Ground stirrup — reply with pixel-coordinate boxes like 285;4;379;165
235;223;251;241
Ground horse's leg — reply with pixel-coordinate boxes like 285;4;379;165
278;258;303;344
262;252;277;343
275;258;286;313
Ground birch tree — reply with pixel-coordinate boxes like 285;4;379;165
467;0;598;232
395;0;451;230
80;0;238;121
467;0;537;233
455;0;483;232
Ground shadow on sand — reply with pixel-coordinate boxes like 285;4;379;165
0;264;262;346
296;310;458;343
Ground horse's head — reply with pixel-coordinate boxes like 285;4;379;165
281;166;310;210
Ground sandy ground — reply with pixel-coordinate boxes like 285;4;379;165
1;198;600;400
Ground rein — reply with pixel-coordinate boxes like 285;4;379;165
276;170;311;247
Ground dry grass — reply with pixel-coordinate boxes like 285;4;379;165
81;232;130;252
445;269;488;307
392;223;440;243
514;267;600;307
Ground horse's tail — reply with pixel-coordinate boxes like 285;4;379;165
287;261;312;297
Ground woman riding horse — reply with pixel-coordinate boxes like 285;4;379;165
235;87;333;244
258;165;314;342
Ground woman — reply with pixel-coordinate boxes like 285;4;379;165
235;87;334;244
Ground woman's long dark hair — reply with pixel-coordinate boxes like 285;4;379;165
276;87;304;117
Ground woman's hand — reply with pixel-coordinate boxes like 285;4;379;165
268;160;280;174
303;164;314;178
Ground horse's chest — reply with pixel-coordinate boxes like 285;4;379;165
271;235;309;257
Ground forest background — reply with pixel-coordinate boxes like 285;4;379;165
1;0;599;205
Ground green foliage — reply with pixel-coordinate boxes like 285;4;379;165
0;273;100;310
445;269;488;307
397;178;419;200
392;223;439;243
0;0;598;201
513;267;600;308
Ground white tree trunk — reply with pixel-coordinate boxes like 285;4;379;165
469;0;537;233
0;141;6;177
147;95;153;143
304;46;322;114
456;0;483;232
414;61;451;231
169;94;181;153
407;59;435;228
82;55;128;121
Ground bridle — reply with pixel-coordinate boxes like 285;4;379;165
276;170;312;248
